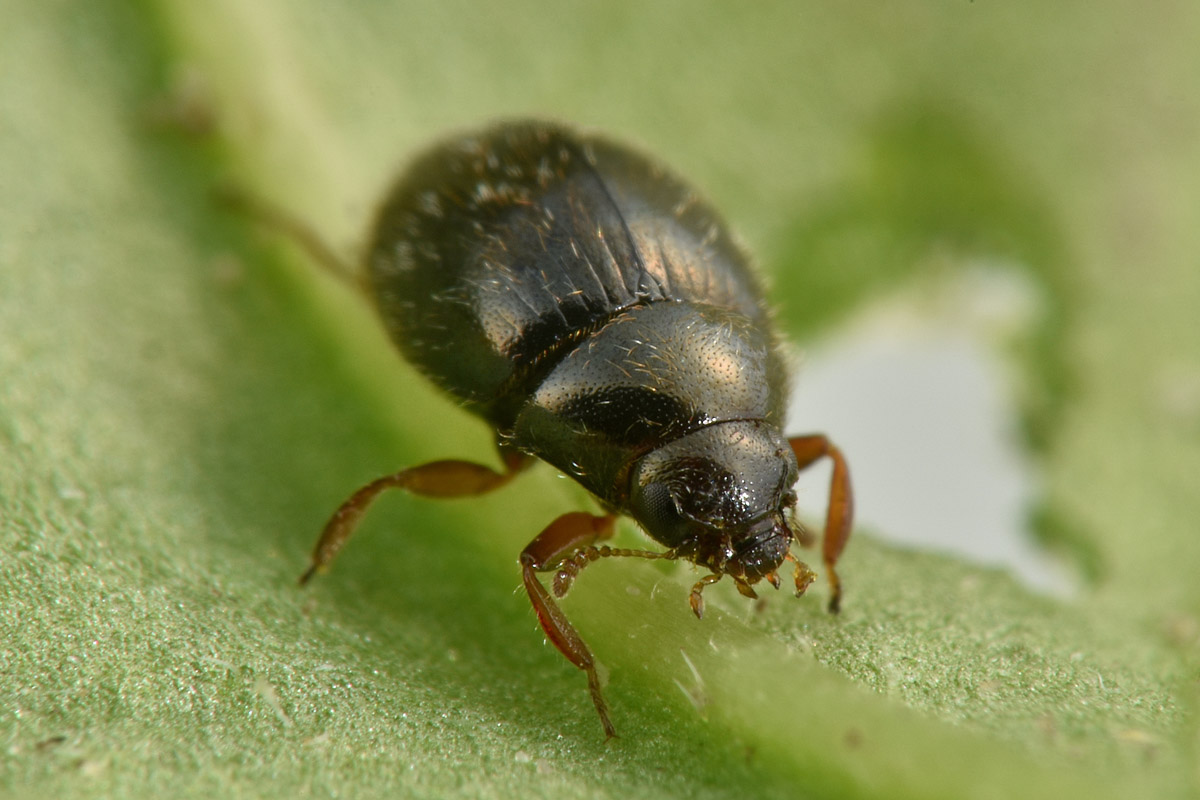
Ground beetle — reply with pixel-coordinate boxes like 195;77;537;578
296;120;853;738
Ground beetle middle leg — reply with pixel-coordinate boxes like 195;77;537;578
300;447;531;584
788;434;854;613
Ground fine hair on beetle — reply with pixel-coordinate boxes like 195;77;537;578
240;120;855;739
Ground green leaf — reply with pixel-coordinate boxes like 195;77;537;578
3;2;1197;798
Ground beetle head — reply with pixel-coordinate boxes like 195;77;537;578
629;420;799;582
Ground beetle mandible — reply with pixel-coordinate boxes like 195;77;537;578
298;120;854;738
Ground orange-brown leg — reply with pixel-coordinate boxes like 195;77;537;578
300;448;530;584
520;512;676;739
520;512;619;738
788;434;854;613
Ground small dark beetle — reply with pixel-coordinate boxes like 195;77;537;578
299;120;853;738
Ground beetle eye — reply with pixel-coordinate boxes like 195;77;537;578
633;481;693;547
639;481;678;525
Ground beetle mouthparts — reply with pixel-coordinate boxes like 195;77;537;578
728;514;792;581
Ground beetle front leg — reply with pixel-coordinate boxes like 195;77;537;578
520;512;618;739
788;434;854;613
301;448;530;584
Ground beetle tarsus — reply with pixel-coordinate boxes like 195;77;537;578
826;564;843;614
733;578;759;600
298;563;320;586
688;574;722;620
586;667;618;741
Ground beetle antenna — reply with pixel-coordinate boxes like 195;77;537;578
551;545;677;598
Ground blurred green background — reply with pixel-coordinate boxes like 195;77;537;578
2;2;1198;798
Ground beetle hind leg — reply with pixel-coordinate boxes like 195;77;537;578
215;184;367;293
